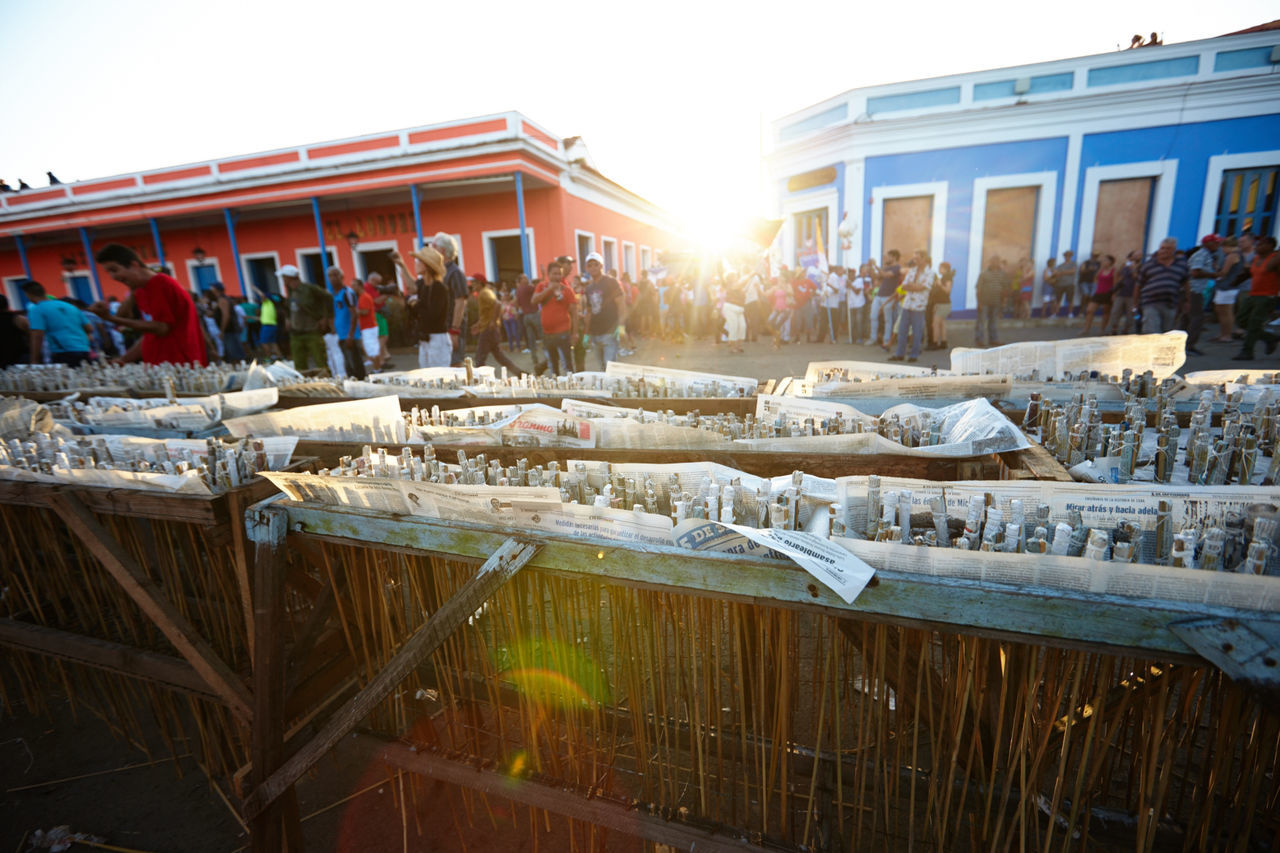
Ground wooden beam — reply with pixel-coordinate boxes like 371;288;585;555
45;492;252;722
247;500;291;853
279;503;1227;660
368;735;765;852
0;617;221;700
241;536;539;821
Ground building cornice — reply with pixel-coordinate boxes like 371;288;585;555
768;74;1279;171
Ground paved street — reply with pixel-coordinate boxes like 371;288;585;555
439;317;1276;383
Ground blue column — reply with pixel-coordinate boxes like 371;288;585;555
13;233;32;280
148;218;166;270
78;228;102;300
409;183;424;248
514;171;531;278
223;208;248;298
310;196;331;284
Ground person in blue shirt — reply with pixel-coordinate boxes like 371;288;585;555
21;280;92;366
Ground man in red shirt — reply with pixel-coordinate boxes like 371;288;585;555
532;261;578;376
91;243;208;365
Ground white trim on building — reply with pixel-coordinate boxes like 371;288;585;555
480;228;538;283
966;171;1058;308
3;275;26;307
780;187;839;267
869;181;948;270
185;257;224;292
1197;149;1280;239
293;246;337;280
1077;160;1179;258
349;239;399;281
240;251;281;299
600;236;618;273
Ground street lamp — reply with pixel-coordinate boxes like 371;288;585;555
193;247;207;264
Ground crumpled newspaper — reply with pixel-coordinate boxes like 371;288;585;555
0;397;66;441
26;825;106;852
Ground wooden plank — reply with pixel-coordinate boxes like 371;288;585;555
0;617;222;700
0;479;219;524
241;536;539;821
248;501;289;853
270;394;758;417
1000;444;1073;482
45;492;252;721
279;502;1238;660
293;441;966;481
368;735;764;852
224;488;256;660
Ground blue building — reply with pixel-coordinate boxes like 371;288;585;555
766;22;1280;312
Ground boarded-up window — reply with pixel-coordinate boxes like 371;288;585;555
982;187;1038;270
1093;178;1153;260
883;196;932;261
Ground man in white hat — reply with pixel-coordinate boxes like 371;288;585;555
279;264;332;371
583;251;628;368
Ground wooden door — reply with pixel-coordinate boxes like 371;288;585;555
1093;178;1153;260
883;196;932;261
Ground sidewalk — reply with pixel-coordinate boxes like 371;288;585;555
406;318;1275;383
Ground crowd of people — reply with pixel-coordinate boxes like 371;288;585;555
2;231;1277;371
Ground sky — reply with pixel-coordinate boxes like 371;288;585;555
1;0;1275;245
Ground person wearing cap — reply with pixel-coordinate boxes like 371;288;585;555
583;251;628;368
467;275;524;377
394;246;452;368
1186;234;1222;355
278;264;332;371
90;243;208;365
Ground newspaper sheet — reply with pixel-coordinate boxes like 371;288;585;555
512;500;675;545
950;332;1187;379
84;388;278;420
569;459;838;521
0;465;213;495
243;360;305;390
263;471;673;546
803;360;953;383
1184;369;1279;385
755;394;873;425
674;519;876;603
740;397;1028;457
603;362;758;397
499;404;597;448
225;395;407;442
838;475;1280;570
807;375;1013;401
836;538;1280;613
0;398;60;440
342;379;466;398
559;400;736;449
1008;379;1129;403
594;420;732;449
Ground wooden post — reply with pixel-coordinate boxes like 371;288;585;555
242;536;539;822
246;499;293;852
46;491;252;721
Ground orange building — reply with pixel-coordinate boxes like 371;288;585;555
0;112;679;306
